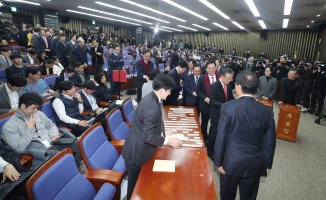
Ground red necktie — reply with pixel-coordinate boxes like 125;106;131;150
43;37;48;48
211;76;214;84
223;84;227;100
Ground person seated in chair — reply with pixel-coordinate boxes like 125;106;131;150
40;59;55;76
53;66;75;91
23;67;56;98
52;81;91;136
93;72;113;103
1;93;61;159
5;53;27;79
70;62;90;87
0;156;20;182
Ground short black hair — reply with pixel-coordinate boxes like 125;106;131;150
19;93;43;108
289;68;298;73
59;81;74;92
74;62;83;68
149;70;160;80
65;66;76;74
10;52;22;60
45;59;55;65
235;70;258;94
26;66;40;77
177;61;188;68
27;48;37;55
205;60;216;68
95;72;106;85
7;74;27;87
188;59;196;65
221;68;234;76
152;74;175;91
142;49;151;55
0;46;10;52
83;80;96;90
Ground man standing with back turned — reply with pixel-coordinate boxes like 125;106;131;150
122;74;181;200
214;70;276;200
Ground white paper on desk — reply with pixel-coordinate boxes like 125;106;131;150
153;160;175;172
169;134;187;141
115;100;123;105
182;144;203;148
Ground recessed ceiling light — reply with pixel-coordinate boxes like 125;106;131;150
258;20;267;29
284;0;293;15
66;9;141;26
162;0;208;20
282;18;289;28
95;2;170;24
198;0;230;19
316;14;320;17
232;21;245;30
177;25;198;31
150;27;172;32
311;20;314;23
212;22;228;30
192;24;211;31
161;26;183;32
306;25;310;28
5;0;40;6
120;0;186;22
78;6;153;25
244;0;260;17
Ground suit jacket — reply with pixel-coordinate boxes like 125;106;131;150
183;74;200;106
40;64;54;76
0;56;12;69
122;92;165;166
167;68;182;104
279;78;303;104
70;71;90;87
37;36;52;52
22;55;34;65
214;96;276;177
56;40;66;65
0;84;22;114
107;53;123;73
90;46;104;65
135;59;154;88
209;80;234;122
257;76;277;100
80;91;99;112
170;52;179;68
197;73;220;114
65;41;77;66
75;45;88;65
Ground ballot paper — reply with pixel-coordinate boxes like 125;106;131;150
169;134;188;141
153;160;176;172
181;143;203;148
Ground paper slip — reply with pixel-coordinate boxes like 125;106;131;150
188;139;202;142
169;134;187;141
182;144;203;148
194;137;200;140
187;134;199;136
115;100;123;105
153;160;175;172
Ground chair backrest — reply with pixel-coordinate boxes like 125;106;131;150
0;68;7;83
0;112;15;135
106;108;129;140
79;123;121;170
121;98;134;123
43;75;58;90
41;101;56;123
25;148;97;200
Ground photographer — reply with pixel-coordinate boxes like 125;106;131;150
310;65;326;116
301;63;317;112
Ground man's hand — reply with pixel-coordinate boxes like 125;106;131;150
83;63;88;67
262;96;269;100
9;108;17;112
277;101;283;105
167;138;182;148
192;91;197;96
205;97;210;104
48;89;56;95
51;133;61;141
74;93;82;102
78;120;89;127
25;114;36;128
217;166;226;174
143;75;149;81
2;164;20;183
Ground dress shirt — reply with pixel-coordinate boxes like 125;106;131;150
53;63;64;76
0;156;9;173
27;54;34;64
5;83;19;109
209;75;217;84
52;93;84;124
82;90;98;111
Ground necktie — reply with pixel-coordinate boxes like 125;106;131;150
195;76;199;86
160;102;166;137
223;84;228;100
43;37;48;48
211;76;215;84
5;57;10;66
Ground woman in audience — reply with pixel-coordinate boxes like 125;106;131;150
93;72;113;102
52;56;64;75
23;66;55;97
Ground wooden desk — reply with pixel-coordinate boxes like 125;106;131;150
131;106;217;200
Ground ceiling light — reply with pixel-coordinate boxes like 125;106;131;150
5;0;40;6
0;2;3;7
311;20;314;23
162;0;208;20
121;0;186;22
306;25;310;28
232;21;245;29
161;26;183;32
282;18;289;28
66;9;141;26
244;0;260;17
177;25;198;31
198;0;230;19
258;20;267;29
78;6;153;25
11;6;16;12
212;22;228;30
92;20;96;25
192;24;211;31
150;27;172;32
154;27;159;33
316;14;320;17
284;0;293;15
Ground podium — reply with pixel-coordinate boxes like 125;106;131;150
112;70;127;99
257;99;273;107
276;103;301;142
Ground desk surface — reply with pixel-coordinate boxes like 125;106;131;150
131;106;217;200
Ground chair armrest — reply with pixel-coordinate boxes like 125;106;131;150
84;169;124;190
126;122;133;127
110;140;125;154
100;101;110;108
20;154;34;168
112;95;119;100
82;111;95;117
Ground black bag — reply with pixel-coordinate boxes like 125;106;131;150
0;139;28;172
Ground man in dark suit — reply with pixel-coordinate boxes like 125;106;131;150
89;39;104;77
183;65;201;108
0;47;12;69
75;37;89;79
0;74;27;114
56;33;67;68
22;48;37;67
169;48;179;69
65;35;77;67
70;63;90;87
197;60;220;143
122;74;181;200
37;29;52;56
107;45;124;95
208;68;234;159
18;23;28;47
40;59;55;76
135;49;154;103
214;70;276;200
278;68;303;106
166;61;187;106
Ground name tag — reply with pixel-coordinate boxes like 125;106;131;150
41;140;51;149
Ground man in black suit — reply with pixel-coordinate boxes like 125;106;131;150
183;65;201;108
65;35;77;67
89;39;104;77
278;68;303;106
166;61;187;106
122;74;181;200
214;70;276;200
75;37;89;79
107;45;124;95
37;29;52;56
56;33;67;68
169;48;179;69
197;60;220;144
70;63;90;87
18;23;28;47
208;68;234;159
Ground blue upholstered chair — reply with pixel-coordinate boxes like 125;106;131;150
26;148;116;200
106;108;130;140
121;98;134;124
41;101;56;123
43;74;58;90
0;68;7;83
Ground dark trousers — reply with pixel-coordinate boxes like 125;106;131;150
200;112;210;143
126;163;142;200
220;174;260;200
93;63;103;78
109;73;121;96
310;89;326;113
302;88;312;108
207;117;219;157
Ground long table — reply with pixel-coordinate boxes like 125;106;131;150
131;106;217;200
